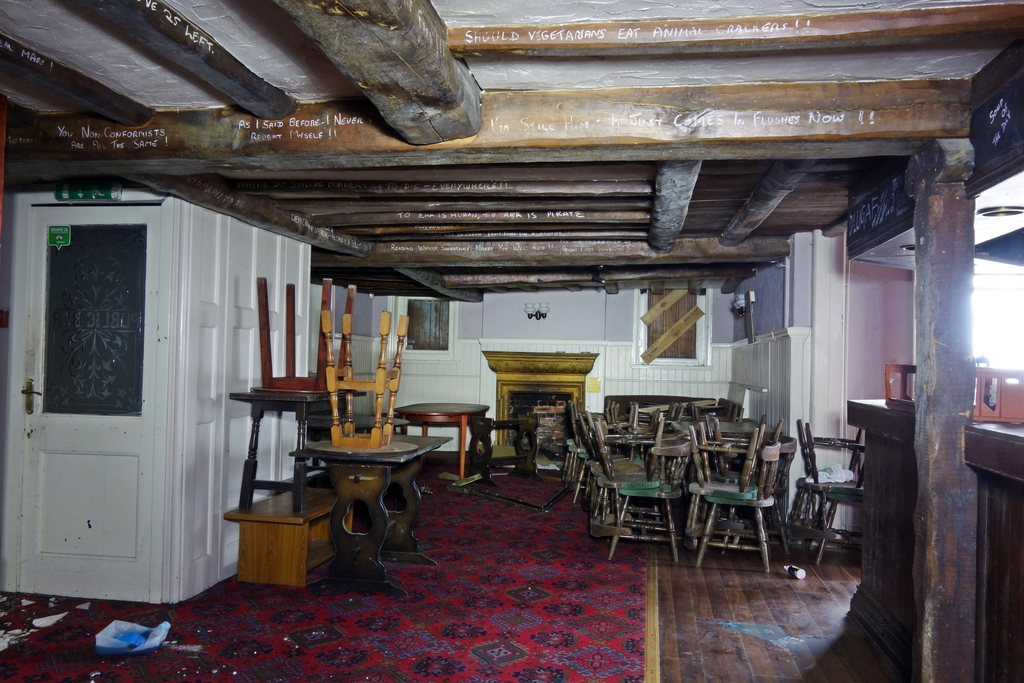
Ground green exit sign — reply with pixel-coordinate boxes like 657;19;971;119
48;225;71;249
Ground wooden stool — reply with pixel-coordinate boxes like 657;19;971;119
224;488;336;587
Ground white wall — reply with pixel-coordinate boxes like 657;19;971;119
343;290;734;444
847;261;915;400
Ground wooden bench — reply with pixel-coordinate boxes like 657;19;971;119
224;488;336;587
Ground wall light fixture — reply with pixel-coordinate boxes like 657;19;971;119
525;302;550;319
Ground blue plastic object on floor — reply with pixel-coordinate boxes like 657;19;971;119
95;620;171;655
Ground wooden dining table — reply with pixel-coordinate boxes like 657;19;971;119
291;434;450;596
395;403;489;479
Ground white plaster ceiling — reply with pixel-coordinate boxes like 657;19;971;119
0;0;1013;112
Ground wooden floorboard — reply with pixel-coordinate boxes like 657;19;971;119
655;542;902;683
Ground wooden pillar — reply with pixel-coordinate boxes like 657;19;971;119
906;138;977;683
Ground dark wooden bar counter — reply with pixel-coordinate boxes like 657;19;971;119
965;423;1024;683
848;401;1024;683
847;399;916;682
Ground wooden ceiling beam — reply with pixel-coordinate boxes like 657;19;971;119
309;235;788;269
441;265;755;287
649;160;702;252
350;229;650;241
6;101;36;129
720;275;747;294
68;0;296;121
270;0;480;144
131;174;371;256
5;79;969;177
280;198;652;214
719;160;816;246
394;268;483;302
323;209;648;226
449;6;1024;57
0;31;152;126
235;179;652;198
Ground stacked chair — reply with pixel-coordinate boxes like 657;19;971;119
788;420;865;563
688;422;783;572
606;439;692;561
318;285;408;449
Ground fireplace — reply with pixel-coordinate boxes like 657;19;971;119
482;351;598;459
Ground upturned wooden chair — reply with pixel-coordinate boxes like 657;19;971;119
683;422;765;547
319;285;408;449
564;401;593;502
693;436;782;572
607;439;693;561
587;416;652;542
256;276;331;392
788;420;864;563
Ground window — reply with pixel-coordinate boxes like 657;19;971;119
389;297;459;361
633;289;710;366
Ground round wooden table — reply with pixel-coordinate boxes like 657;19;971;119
395;403;489;479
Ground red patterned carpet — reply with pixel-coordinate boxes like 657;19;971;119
0;464;646;682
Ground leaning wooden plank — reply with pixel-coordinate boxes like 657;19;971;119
0;31;152;126
270;0;481;144
640;290;688;326
641;305;704;364
68;0;296;120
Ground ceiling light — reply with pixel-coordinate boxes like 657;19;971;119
977;206;1024;217
900;244;915;252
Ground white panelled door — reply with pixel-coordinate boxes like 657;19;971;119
3;198;173;602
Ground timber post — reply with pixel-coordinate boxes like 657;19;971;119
906;138;977;683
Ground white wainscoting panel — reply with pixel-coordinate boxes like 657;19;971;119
336;337;733;447
730;328;813;507
168;200;310;600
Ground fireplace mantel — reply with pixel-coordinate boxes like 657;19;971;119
482;351;599;376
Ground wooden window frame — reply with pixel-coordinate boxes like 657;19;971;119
632;289;711;367
388;296;459;362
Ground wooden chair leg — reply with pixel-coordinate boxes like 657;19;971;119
608;493;630;560
572;459;589;504
773;501;790;555
816;499;840;564
696;502;718;567
664;499;679;562
755;508;770;572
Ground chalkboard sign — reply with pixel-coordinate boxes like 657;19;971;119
847;164;915;259
971;71;1024;191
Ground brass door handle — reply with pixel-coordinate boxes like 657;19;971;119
22;378;41;414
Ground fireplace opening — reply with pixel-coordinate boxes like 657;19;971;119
507;391;573;460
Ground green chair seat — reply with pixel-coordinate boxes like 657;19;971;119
825;486;863;502
705;485;759;505
619;479;670;498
